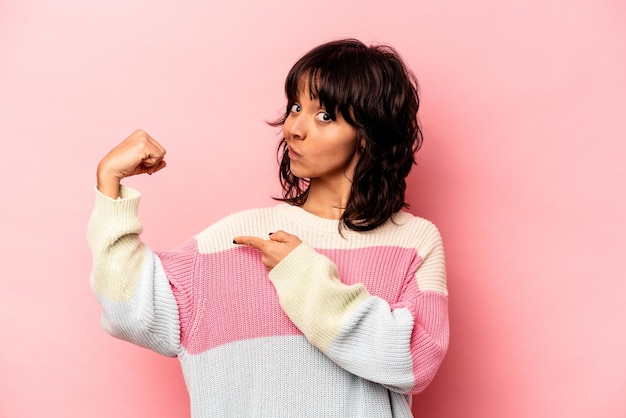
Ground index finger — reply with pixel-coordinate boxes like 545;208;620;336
232;236;266;249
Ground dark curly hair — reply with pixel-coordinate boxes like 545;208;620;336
271;38;423;232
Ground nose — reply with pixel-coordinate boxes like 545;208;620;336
285;113;306;141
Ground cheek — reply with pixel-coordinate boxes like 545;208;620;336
336;135;359;158
322;143;358;167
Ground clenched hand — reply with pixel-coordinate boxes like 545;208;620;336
97;130;166;199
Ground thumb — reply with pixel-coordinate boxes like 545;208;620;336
268;230;294;243
147;159;167;175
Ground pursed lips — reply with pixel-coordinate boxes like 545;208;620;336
287;147;301;158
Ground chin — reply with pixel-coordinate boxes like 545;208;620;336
289;164;309;179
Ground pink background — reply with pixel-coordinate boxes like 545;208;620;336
1;1;625;417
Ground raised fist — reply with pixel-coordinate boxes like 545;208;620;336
96;130;166;199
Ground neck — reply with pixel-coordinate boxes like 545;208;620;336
301;178;352;220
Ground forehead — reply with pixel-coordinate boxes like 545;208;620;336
292;73;319;100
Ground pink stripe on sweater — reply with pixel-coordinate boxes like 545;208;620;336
161;240;422;355
394;278;449;393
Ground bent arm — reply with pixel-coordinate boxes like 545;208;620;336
268;223;448;394
87;186;180;356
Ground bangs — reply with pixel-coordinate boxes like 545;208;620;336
283;40;370;124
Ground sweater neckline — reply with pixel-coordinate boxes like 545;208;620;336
274;203;412;235
275;203;357;235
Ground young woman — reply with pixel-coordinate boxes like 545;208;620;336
88;38;448;417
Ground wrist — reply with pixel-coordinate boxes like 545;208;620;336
96;167;121;199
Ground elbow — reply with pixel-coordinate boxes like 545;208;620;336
410;333;449;394
100;310;177;357
100;306;148;341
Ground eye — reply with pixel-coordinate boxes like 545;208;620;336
316;111;332;123
289;103;301;113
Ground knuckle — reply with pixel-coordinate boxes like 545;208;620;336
135;130;151;145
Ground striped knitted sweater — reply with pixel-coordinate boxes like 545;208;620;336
88;186;449;417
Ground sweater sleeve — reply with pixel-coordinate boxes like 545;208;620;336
267;222;448;395
87;186;181;357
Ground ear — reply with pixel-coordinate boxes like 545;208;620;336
359;137;366;153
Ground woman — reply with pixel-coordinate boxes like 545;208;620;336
88;38;448;417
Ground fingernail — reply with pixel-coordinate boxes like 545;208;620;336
268;232;274;236
232;239;237;244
